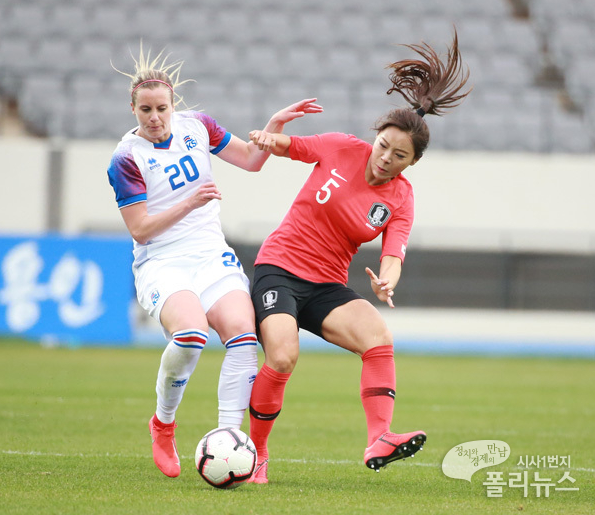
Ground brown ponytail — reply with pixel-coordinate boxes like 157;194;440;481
374;29;472;160
387;29;471;115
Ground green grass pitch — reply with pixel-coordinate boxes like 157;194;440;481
1;338;593;514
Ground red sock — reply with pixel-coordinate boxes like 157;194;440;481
361;345;396;446
249;364;291;462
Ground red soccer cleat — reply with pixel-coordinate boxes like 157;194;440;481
364;431;427;471
148;414;181;478
247;459;269;484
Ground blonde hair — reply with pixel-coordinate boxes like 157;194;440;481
113;42;193;107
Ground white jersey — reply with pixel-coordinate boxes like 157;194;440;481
107;111;232;268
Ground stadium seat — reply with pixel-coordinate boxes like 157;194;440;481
449;0;510;18
334;13;376;48
241;43;282;80
168;8;211;46
211;9;256;46
87;5;131;41
250;11;295;44
484;53;535;88
262;79;314;117
71;40;117;76
529;0;586;29
0;37;36;97
564;55;595;104
1;4;48;39
457;17;497;56
18;74;67;136
549;19;595;63
549;108;593;153
323;46;363;81
198;43;244;80
293;14;337;47
0;0;592;152
418;18;460;49
33;38;76;76
496;19;541;59
45;5;90;41
127;10;175;44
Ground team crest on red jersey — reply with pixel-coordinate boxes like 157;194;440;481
367;203;391;227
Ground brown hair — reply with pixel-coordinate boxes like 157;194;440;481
373;29;471;160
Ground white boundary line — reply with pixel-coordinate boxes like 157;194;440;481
3;449;594;473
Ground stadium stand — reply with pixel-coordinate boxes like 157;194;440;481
0;0;593;153
0;0;593;316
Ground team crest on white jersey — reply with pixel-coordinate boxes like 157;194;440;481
367;202;391;227
262;290;278;310
151;289;161;306
184;134;198;150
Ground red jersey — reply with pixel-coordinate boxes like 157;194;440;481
255;133;414;285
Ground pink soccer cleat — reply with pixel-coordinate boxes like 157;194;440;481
247;459;269;484
364;431;427;471
148;414;181;478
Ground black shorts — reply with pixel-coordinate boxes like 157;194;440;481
251;264;364;339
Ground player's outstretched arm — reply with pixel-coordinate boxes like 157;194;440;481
216;98;322;171
264;98;323;133
248;130;291;157
365;256;403;309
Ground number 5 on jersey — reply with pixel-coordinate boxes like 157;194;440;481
316;169;347;204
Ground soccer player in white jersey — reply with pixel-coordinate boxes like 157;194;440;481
107;47;322;478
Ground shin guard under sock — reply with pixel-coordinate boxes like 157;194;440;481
155;329;207;424
218;333;259;428
249;363;291;461
360;345;396;446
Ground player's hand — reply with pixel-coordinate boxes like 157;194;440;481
249;130;277;152
272;98;323;124
191;181;222;208
365;267;395;308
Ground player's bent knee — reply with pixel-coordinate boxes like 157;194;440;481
265;351;298;374
374;327;393;345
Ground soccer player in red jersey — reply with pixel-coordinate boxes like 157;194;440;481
247;32;471;483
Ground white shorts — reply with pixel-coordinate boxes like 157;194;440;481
134;245;250;330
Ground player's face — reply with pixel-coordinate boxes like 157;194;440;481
132;86;174;143
366;126;418;186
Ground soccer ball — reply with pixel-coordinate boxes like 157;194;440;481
195;427;257;489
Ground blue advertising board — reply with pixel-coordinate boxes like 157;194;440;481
0;234;134;345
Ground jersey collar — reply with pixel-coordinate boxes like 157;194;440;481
153;133;174;149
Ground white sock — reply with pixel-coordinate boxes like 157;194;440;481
218;333;258;428
155;329;208;424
